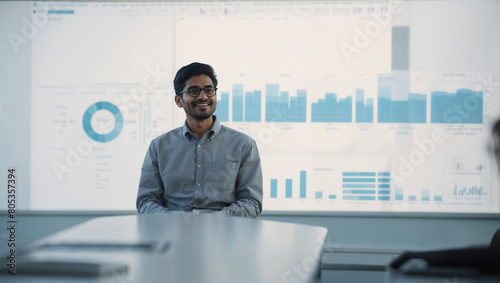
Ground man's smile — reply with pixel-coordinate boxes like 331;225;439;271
193;101;211;109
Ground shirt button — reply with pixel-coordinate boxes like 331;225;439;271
197;183;201;187
198;165;201;168
198;144;201;148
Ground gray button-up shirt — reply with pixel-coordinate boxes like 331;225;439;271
136;116;263;218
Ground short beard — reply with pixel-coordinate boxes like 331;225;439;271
189;111;213;121
187;98;216;121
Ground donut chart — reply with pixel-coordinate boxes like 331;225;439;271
82;101;123;142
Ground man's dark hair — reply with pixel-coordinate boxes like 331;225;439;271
173;62;218;95
493;119;500;135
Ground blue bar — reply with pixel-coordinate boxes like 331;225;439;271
245;91;254;122
290;97;296;121
378;178;390;183
377;75;427;124
265;84;280;122
315;191;323;199
431;89;483;124
300;171;307;199
378;190;390;195
328;195;336;199
378;196;390;201
378;184;390;189
215;92;229;122
378;92;427;123
434;196;442;201
422;189;430;201
48;10;75;14
285;179;292;198
409;196;417;201
311;93;352;122
395;188;404;201
454;185;483;196
243;90;262;122
343;172;376;177
343;190;376;194
270;179;277;198
355;89;373;123
343;178;376;183
232;85;244;122
378;172;390;176
343;196;376;201
265;84;306;123
280;91;289;121
343;184;376;188
253;90;262;122
296;90;307;122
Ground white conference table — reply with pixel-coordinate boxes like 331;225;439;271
1;213;328;283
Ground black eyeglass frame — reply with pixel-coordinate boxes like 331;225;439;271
179;87;217;97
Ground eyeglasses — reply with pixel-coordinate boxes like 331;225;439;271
180;87;217;97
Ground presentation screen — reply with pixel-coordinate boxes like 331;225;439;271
1;0;499;213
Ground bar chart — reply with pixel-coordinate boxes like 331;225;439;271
214;73;485;126
265;84;307;123
215;85;263;123
311;93;353;123
430;89;483;124
377;73;427;124
262;151;491;212
355;89;374;123
394;188;443;202
342;172;391;201
453;185;483;197
270;170;307;199
215;83;306;123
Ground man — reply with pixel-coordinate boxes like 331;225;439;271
489;120;500;248
492;119;500;175
136;62;263;218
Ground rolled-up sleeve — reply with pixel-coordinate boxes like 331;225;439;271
220;139;263;218
136;140;173;214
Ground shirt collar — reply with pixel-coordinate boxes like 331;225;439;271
183;115;222;140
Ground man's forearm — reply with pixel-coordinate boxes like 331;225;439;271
137;198;175;214
220;197;261;218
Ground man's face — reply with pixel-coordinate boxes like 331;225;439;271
175;74;217;121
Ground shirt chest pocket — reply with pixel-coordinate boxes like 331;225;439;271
211;161;239;191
